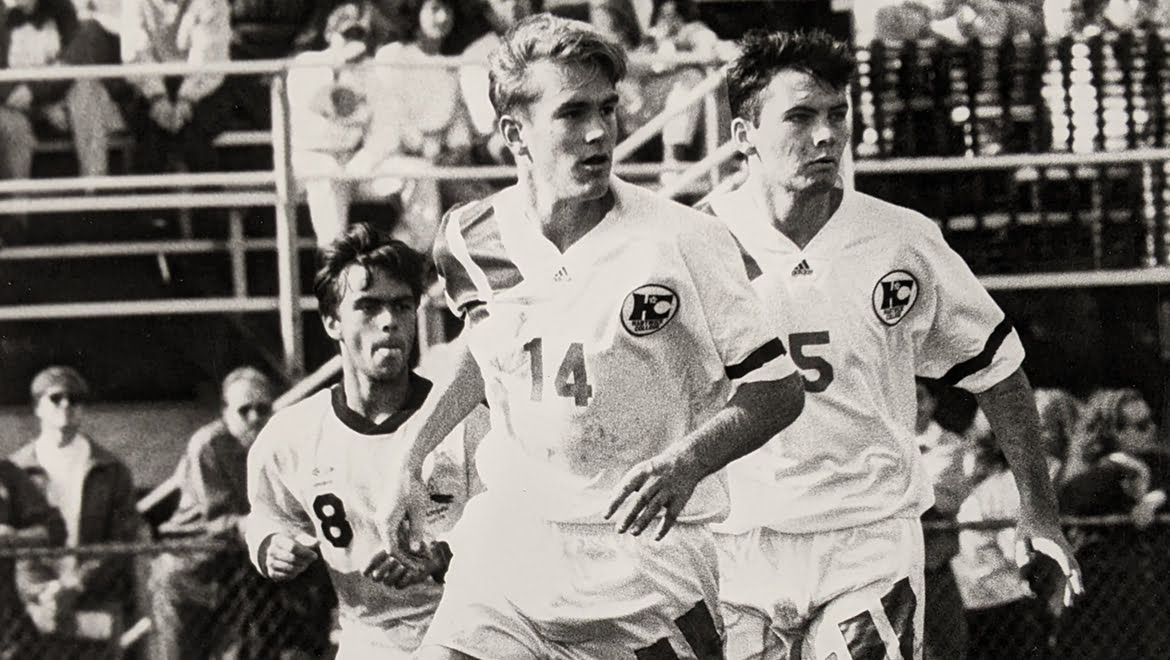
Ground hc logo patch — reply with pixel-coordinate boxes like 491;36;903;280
621;284;679;336
872;270;918;326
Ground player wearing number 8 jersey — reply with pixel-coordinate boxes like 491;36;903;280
245;224;485;658
383;13;805;660
701;29;1083;660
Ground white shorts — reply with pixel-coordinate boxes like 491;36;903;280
715;517;924;660
420;493;724;659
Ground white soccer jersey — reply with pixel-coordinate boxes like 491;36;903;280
246;376;478;654
433;177;795;525
706;186;1026;534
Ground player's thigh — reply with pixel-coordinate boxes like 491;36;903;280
805;574;922;660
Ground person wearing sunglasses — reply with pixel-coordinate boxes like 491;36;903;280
150;366;333;659
8;365;139;658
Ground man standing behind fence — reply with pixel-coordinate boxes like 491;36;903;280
150;367;334;659
701;29;1081;660
247;224;483;657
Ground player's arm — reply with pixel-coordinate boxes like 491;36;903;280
376;335;484;549
974;367;1083;607
608;370;804;540
245;427;320;581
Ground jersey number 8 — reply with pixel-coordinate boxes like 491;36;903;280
312;493;354;548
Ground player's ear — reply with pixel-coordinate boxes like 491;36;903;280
499;114;528;158
322;313;342;341
731;117;757;157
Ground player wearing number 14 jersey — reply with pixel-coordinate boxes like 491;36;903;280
701;29;1082;660
246;225;484;658
383;14;805;660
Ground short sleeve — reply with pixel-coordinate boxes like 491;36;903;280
678;215;796;385
913;223;1025;393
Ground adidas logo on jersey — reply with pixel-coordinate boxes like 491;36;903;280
791;259;813;276
553;266;571;282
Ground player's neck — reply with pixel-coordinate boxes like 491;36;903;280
754;175;842;249
340;371;410;425
521;176;611;253
36;428;78;448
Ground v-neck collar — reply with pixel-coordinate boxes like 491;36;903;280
723;185;851;256
494;179;622;281
329;372;433;435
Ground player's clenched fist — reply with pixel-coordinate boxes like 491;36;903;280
263;532;320;581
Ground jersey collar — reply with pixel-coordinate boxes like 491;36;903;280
329;372;434;435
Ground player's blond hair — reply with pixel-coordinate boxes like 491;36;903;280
488;13;627;117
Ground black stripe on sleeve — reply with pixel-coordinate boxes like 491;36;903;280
938;318;1013;388
725;338;787;381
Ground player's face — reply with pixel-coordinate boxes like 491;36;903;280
1117;398;1157;452
506;60;619;204
34;388;83;434
735;69;850;195
324;266;418;384
222;380;273;449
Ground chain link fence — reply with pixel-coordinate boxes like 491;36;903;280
2;518;1168;659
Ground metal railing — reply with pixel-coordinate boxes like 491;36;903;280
0;54;733;380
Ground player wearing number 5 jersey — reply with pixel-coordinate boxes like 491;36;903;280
246;225;485;658
701;30;1083;660
382;13;805;660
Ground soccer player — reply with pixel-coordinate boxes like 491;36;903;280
376;13;805;660
701;29;1083;660
245;223;483;657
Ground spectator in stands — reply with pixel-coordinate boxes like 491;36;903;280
288;0;379;248
634;0;734;171
1;459;65;659
9;366;140;658
360;0;486;254
916;377;982;660
458;0;540;164
120;0;234;174
1035;387;1081;485
149;366;276;660
951;410;1056;660
1056;386;1170;658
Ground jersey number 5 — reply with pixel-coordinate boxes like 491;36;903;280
789;331;834;393
522;338;593;406
312;493;354;548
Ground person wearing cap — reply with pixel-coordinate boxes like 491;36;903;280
9;366;140;658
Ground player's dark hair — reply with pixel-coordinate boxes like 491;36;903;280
728;29;855;125
314;223;426;319
489;13;627;117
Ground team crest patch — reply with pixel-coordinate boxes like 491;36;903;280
872;270;918;326
621;284;679;336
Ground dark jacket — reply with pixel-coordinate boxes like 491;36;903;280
9;438;140;612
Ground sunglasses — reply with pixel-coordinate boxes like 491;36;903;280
46;391;83;405
236;403;272;417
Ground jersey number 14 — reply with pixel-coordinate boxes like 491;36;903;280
522;338;593;406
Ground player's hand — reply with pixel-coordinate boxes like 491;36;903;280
363;520;429;589
1014;525;1083;619
605;450;706;541
263;532;319;581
